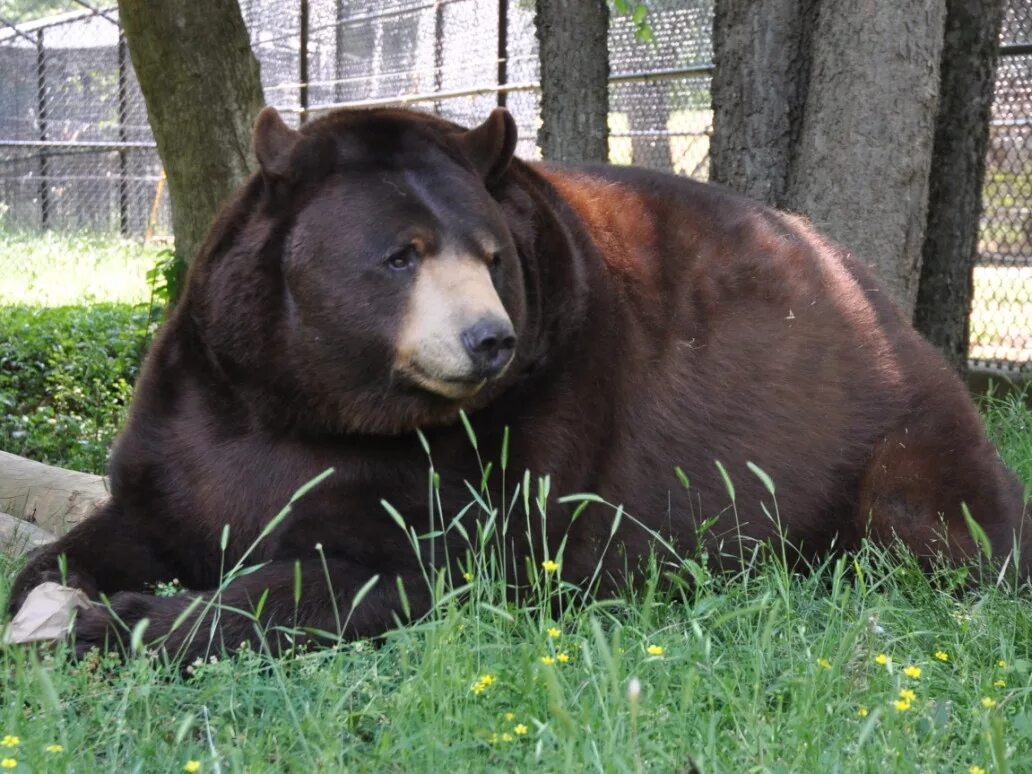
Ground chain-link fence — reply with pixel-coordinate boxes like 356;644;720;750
0;0;1029;372
0;7;166;237
975;1;1032;373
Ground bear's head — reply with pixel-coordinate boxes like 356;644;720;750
188;106;533;436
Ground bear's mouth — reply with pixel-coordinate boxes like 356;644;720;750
400;361;487;400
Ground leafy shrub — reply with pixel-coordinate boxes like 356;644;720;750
0;303;155;474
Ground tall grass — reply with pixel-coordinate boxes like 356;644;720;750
2;396;1031;772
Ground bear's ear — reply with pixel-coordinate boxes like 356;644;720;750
253;106;302;180
457;108;518;184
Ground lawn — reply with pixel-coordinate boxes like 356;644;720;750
0;233;1031;772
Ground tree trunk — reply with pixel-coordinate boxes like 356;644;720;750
710;0;817;207
117;0;265;267
914;0;1005;372
534;0;610;163
712;0;947;313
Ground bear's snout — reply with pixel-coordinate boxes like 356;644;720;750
462;317;516;379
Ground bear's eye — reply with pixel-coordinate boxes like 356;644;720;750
386;245;418;271
489;252;502;270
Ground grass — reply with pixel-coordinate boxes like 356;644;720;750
0;232;1030;772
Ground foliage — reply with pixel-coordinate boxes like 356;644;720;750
0;303;154;473
0;231;164;473
611;0;652;42
144;247;187;308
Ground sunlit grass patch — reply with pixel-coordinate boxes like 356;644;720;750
0;231;163;307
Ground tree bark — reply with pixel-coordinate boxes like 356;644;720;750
117;0;265;266
710;0;817;207
712;0;947;313
535;0;610;163
914;0;1005;372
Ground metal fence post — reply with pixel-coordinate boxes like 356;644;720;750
497;0;508;108
433;0;444;114
299;0;309;123
117;29;129;237
35;28;49;230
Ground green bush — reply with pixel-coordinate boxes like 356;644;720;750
0;303;155;474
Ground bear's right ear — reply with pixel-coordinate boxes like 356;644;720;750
253;106;301;180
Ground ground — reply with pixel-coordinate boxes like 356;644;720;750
0;233;1030;772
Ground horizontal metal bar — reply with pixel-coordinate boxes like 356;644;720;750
0;140;156;150
288;64;716;114
286;79;539;113
975;251;1032;267
999;42;1032;57
610;64;714;82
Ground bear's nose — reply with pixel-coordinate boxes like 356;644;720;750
462;318;516;379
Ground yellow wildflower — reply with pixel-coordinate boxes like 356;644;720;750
970;767;986;774
817;658;831;669
45;745;64;753
0;739;16;749
857;706;868;717
184;762;201;773
934;650;948;662
557;652;570;663
471;673;496;694
541;560;560;573
899;689;916;702
994;679;1006;688
489;733;499;744
547;627;561;638
540;656;555;665
981;697;997;709
894;699;911;712
875;654;888;666
903;666;921;679
501;733;513;742
647;645;664;656
0;760;14;770
998;660;1007;668
514;724;528;735
504;712;515;721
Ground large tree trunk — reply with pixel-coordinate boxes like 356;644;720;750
914;0;1005;372
534;0;610;163
710;0;817;207
117;0;265;267
712;0;947;313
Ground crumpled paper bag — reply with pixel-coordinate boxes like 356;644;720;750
2;582;90;645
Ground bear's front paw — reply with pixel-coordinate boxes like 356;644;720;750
7;550;97;617
71;592;182;660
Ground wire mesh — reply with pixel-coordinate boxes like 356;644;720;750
0;0;1029;371
0;6;168;238
974;0;1032;373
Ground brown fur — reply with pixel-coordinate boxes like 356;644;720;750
8;107;1028;662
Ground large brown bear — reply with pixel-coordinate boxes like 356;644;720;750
8;106;1029;660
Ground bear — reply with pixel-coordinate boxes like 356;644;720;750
7;106;1029;662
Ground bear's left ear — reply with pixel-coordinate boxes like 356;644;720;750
457;108;518;184
254;106;302;181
